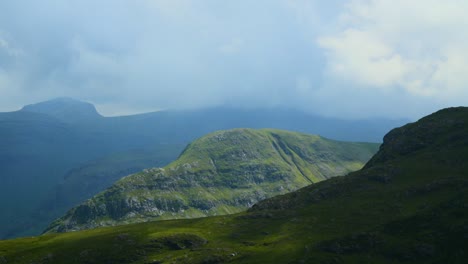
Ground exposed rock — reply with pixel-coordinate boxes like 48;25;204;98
44;129;378;233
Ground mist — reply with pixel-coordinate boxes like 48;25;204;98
0;0;467;119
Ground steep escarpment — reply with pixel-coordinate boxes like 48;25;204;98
45;129;378;233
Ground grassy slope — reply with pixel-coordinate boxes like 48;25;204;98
0;107;465;264
44;129;378;233
0;99;404;239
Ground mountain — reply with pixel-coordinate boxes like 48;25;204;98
21;97;102;123
0;101;185;239
42;146;185;213
34;146;186;234
0;107;465;263
0;110;89;238
0;98;404;239
44;129;378;233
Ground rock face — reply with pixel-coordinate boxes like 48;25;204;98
44;129;379;233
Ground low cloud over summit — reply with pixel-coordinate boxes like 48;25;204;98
0;0;466;118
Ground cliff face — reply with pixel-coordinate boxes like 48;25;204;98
45;128;378;233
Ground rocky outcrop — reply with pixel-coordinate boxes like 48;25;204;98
44;129;378;233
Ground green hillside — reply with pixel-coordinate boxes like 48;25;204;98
0;98;404;239
0;107;465;264
44;129;378;233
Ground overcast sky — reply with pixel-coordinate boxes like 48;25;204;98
0;0;467;119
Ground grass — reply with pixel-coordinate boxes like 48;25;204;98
1;107;465;263
44;128;378;234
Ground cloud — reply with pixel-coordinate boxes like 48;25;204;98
0;33;25;72
0;38;23;57
317;0;468;101
0;0;466;119
68;37;125;82
318;29;409;88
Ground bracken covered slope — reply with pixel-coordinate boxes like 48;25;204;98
44;129;377;233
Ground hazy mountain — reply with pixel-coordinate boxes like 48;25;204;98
0;100;183;239
44;129;378;233
0;98;404;239
0;108;465;263
21;97;102;123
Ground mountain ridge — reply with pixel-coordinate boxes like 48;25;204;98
0;108;466;263
44;128;378;233
20;97;102;122
0;98;405;239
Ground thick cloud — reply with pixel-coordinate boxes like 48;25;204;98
0;0;466;119
317;0;468;116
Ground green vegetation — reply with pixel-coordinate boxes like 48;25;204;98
0;107;466;263
36;145;186;231
45;128;378;233
0;98;403;239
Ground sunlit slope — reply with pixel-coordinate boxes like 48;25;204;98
0;107;466;263
45;129;378;233
0;97;404;238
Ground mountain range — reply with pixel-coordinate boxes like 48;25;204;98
0;98;404;238
44;128;378;233
0;107;465;263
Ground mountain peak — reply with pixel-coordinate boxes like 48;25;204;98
21;97;102;122
365;107;468;167
43;128;378;233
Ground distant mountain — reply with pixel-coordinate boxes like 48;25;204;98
0;98;405;239
0;100;185;239
37;145;186;224
0;109;465;263
44;128;378;233
21;97;102;123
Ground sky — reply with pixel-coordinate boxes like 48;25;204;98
0;0;467;119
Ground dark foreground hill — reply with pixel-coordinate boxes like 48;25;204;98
0;98;402;238
44;129;377;233
0;107;466;263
